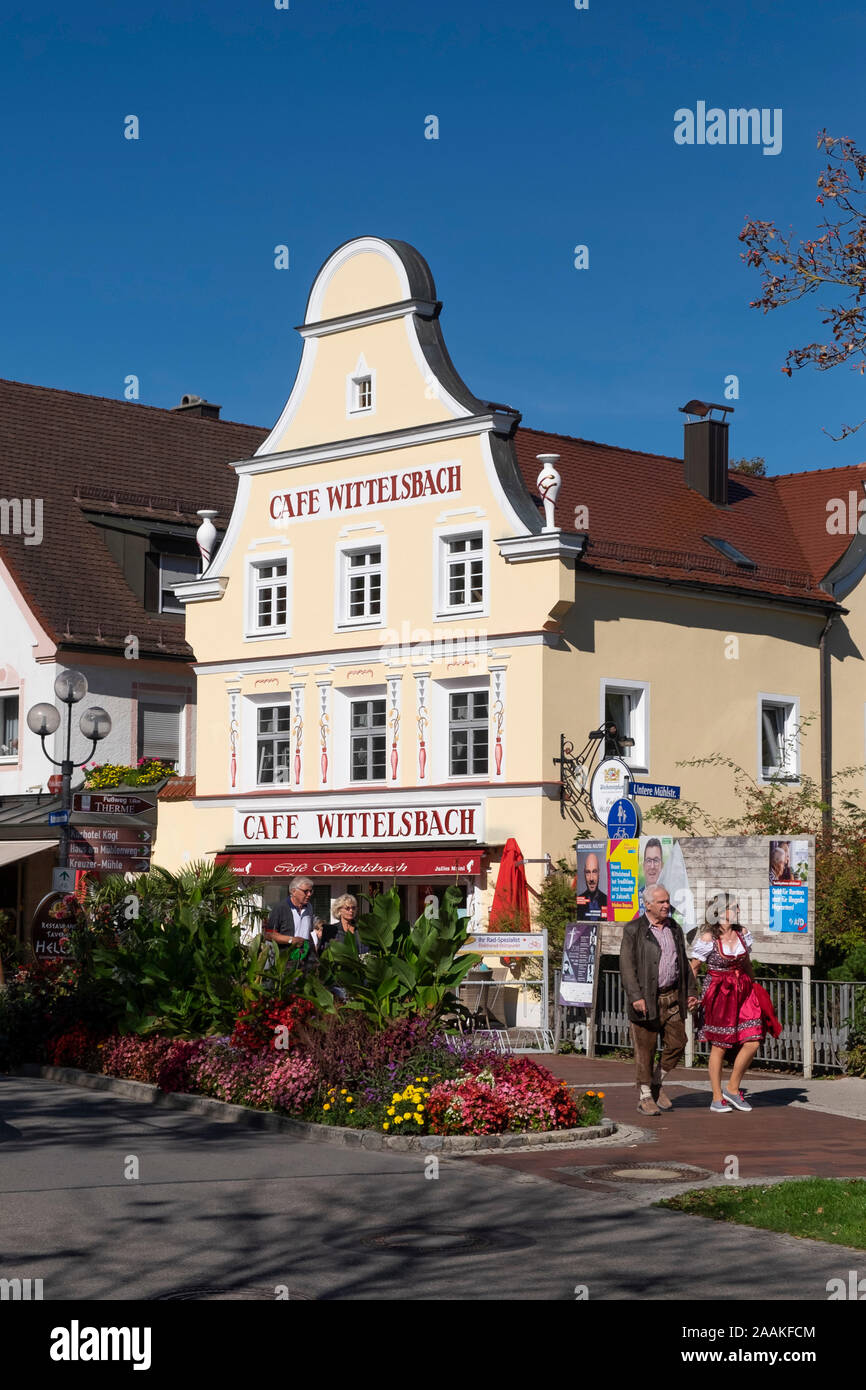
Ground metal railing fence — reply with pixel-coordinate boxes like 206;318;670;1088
554;970;865;1072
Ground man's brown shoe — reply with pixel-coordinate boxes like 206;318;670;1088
652;1085;673;1110
637;1096;662;1116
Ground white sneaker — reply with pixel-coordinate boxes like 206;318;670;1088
709;1099;731;1113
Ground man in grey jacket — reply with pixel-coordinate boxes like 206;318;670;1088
619;884;698;1116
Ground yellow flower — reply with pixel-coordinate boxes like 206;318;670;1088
383;1122;390;1130
586;1090;595;1097
346;1096;353;1103
349;1109;354;1114
422;1075;429;1082
597;1091;605;1099
392;1093;401;1103
394;1117;402;1125
323;1103;331;1111
387;1107;395;1116
414;1114;423;1124
403;1112;412;1120
340;1088;347;1095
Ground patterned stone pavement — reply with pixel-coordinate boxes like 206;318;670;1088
468;1055;866;1189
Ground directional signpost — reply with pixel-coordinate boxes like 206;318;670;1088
72;792;156;817
627;781;681;801
67;825;152;874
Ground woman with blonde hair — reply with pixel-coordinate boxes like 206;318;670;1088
690;893;781;1113
326;893;369;955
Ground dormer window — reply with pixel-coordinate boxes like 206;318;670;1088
346;355;376;417
159;553;200;613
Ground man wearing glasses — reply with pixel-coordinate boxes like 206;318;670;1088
265;876;316;949
620;883;698;1116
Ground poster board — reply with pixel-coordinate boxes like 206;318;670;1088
600;835;815;966
559;918;601;1008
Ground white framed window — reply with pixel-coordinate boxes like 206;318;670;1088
449;689;489;777
600;679;650;771
431;676;491;783
138;702;181;768
248;556;290;636
350;698;387;782
434;526;489;619
159;554;200;614
256;704;292;785
759;695;799;781
346;354;376;418
0;692;19;760
335;541;386;629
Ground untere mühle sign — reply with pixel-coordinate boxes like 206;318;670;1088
236;803;482;845
269;462;461;522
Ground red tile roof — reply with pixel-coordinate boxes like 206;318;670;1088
774;462;866;584
158;775;196;801
513;426;852;605
0;379;268;657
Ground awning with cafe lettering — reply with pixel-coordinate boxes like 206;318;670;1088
216;850;484;878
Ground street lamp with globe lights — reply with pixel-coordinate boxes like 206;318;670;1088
27;670;112;869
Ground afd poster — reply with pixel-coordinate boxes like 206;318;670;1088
768;838;810;933
606;839;640;921
559;919;598;1006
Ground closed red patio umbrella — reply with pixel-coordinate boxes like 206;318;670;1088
488;837;530;932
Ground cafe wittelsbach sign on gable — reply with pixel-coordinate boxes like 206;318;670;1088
154;232;864;933
269;462;461;522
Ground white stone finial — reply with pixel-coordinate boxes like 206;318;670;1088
536;454;562;532
196;509;219;573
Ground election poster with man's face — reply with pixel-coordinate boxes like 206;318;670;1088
574;839;608;920
638;835;696;933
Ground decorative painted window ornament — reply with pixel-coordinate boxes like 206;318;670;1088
535;455;562;532
196;509;219;572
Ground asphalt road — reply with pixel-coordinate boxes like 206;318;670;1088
1;1073;863;1303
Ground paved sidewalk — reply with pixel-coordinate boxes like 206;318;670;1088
470;1055;866;1189
2;1071;864;1302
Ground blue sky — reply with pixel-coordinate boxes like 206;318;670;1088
1;0;865;475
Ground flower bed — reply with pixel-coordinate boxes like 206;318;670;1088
37;1020;602;1137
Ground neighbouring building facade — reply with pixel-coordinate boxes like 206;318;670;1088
156;235;865;927
0;381;267;930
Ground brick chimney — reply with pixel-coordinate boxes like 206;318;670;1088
172;393;221;420
679;400;733;506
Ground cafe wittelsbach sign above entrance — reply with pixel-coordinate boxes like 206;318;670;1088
235;801;483;845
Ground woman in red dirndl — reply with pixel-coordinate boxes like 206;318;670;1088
690;894;782;1113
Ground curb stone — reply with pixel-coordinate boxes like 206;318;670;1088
10;1063;616;1154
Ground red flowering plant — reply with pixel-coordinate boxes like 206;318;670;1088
427;1053;580;1135
44;1024;105;1072
231;997;316;1052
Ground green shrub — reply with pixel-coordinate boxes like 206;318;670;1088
321;884;479;1028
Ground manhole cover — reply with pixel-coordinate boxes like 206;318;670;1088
610;1167;688;1180
360;1228;534;1255
577;1163;712;1183
363;1229;490;1254
153;1287;312;1301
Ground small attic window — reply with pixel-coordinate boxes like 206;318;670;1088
703;535;758;570
353;376;373;411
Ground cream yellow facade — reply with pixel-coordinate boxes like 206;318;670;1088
156;236;836;924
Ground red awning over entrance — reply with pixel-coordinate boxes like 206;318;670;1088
217;850;483;878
